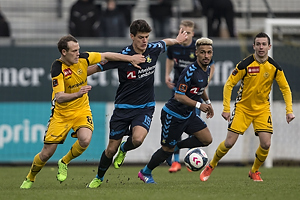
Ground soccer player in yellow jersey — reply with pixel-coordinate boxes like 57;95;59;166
20;35;145;189
200;32;295;182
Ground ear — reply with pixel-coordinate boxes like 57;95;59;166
62;49;67;56
268;44;272;50
130;33;134;40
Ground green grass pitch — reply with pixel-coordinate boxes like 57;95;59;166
1;165;299;200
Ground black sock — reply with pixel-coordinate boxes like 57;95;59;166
97;151;113;179
123;136;135;152
147;148;173;170
177;136;205;149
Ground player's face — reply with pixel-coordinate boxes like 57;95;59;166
180;25;194;46
253;37;271;59
131;32;149;54
63;41;80;66
196;45;213;67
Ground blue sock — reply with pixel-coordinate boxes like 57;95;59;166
142;165;152;175
120;142;126;152
96;174;104;181
174;153;180;162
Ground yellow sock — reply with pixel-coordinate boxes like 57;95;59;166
27;153;46;182
210;141;231;168
62;140;87;164
251;145;269;173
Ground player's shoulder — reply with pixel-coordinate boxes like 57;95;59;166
51;60;63;77
182;62;197;74
267;56;282;70
148;40;165;49
237;54;255;70
79;52;89;59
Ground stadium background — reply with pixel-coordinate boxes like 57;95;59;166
0;0;299;166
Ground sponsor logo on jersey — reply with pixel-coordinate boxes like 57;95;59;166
63;68;72;77
179;83;187;93
52;79;58;87
232;68;238;76
137;66;155;78
68;80;85;89
190;87;199;94
248;66;260;73
178;59;194;68
127;71;136;79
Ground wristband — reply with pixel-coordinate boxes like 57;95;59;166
205;99;211;104
96;63;103;71
195;102;201;109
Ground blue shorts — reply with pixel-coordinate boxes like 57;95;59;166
109;107;155;140
160;109;207;148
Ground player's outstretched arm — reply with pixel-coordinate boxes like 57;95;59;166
101;53;145;69
87;64;101;76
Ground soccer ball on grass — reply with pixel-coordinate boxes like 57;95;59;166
184;148;208;171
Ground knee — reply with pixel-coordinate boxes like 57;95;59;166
79;140;90;148
106;147;118;158
132;137;145;148
224;141;234;149
202;137;213;147
260;142;271;150
39;151;53;162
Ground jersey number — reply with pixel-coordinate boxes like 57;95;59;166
86;116;93;125
267;116;272;125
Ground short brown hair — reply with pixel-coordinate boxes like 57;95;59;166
254;32;271;45
57;35;78;54
130;19;152;36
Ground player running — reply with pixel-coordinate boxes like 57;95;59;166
138;37;214;183
86;19;188;188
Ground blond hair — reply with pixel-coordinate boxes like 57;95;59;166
180;20;195;29
195;37;213;47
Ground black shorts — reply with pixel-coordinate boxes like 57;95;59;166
160;109;207;148
109;107;155;140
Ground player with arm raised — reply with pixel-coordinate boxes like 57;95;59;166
86;19;187;188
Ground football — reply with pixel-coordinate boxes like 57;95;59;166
184;148;208;171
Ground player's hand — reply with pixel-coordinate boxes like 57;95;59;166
176;28;188;44
286;113;295;124
78;85;92;97
165;75;175;89
130;54;145;69
205;104;214;119
200;103;210;114
221;112;230;121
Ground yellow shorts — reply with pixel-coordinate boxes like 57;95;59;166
228;107;273;135
44;108;94;144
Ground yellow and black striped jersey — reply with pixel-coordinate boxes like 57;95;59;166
50;52;102;114
223;54;293;114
